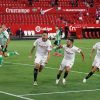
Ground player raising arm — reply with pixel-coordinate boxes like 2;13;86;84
83;42;100;83
29;31;52;86
56;38;84;85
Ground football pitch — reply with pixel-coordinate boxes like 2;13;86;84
0;39;100;100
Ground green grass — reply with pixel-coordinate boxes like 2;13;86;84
0;39;100;100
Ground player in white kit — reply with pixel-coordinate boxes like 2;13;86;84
29;31;52;85
83;42;100;83
56;38;84;85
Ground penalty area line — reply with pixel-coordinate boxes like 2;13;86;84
0;90;34;100
20;88;100;96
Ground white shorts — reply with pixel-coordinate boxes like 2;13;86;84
59;59;74;71
92;58;100;69
34;54;47;66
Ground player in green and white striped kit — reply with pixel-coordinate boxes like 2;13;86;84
0;27;3;66
53;26;63;56
0;24;19;66
0;26;9;55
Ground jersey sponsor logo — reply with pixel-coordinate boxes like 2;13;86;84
39;44;47;48
38;42;47;48
65;49;74;54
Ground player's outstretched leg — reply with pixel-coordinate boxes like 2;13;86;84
6;51;19;57
83;67;97;83
2;45;19;57
56;70;62;85
62;67;70;85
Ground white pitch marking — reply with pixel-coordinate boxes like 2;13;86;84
4;62;33;66
0;91;34;100
4;62;100;77
79;47;91;49
20;88;100;96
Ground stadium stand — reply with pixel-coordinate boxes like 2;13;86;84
0;0;100;39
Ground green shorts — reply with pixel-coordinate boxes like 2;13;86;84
1;45;8;53
54;40;61;46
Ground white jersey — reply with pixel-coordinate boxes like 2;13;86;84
3;30;9;39
0;30;9;46
62;45;81;62
33;38;52;56
93;42;100;59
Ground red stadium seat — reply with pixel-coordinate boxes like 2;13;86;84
96;32;100;38
84;32;89;39
92;32;96;38
88;32;92;38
